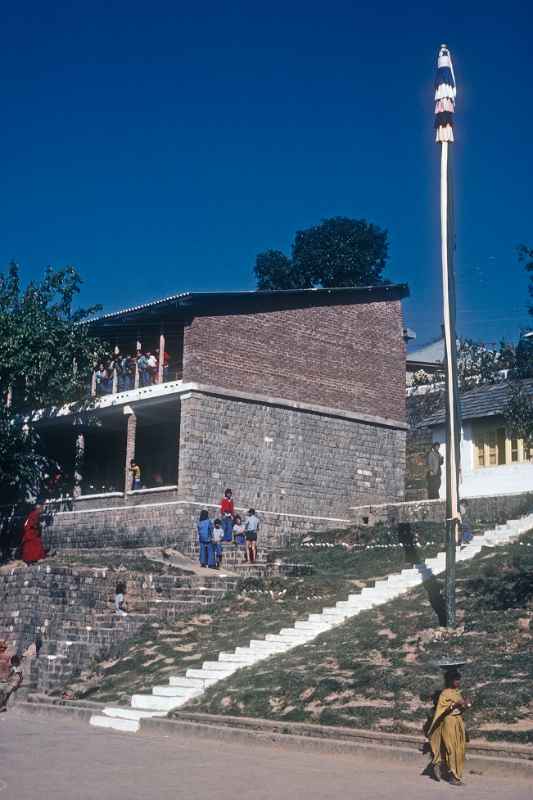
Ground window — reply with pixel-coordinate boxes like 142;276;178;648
473;421;532;469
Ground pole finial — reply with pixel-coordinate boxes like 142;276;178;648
435;45;456;143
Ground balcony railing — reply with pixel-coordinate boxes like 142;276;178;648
91;358;183;397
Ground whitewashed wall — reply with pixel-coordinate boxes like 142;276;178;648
432;421;533;498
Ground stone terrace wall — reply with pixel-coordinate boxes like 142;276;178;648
0;564;235;693
350;490;533;527
183;299;406;422
43;499;349;553
178;393;406;519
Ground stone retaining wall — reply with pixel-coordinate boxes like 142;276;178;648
43;500;349;553
350;490;533;527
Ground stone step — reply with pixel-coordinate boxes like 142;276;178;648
247;639;289;651
101;706;167;720
294;620;331;633
168;675;205;688
201;661;239;674
186;667;234;681
218;651;259;664
131;694;183;712
152;685;201;698
90;714;140;733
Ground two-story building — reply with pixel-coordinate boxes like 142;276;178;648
38;284;409;549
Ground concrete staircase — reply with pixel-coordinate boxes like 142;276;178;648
89;514;533;733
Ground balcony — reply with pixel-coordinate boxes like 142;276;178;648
91;354;183;398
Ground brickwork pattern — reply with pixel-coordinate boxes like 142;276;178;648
178;393;406;518
44;501;346;553
0;565;236;694
183;300;406;422
350;490;533;527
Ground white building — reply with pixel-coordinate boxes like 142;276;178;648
424;380;533;498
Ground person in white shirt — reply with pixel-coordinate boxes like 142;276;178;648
211;519;224;568
245;509;259;563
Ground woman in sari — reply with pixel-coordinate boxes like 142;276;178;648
21;503;47;564
428;669;471;785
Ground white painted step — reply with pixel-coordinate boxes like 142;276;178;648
218;651;259;664
90;714;140;733
152;685;201;698
101;707;166;720
131;694;183;711
168;675;205;688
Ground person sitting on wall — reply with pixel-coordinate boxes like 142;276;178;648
130;460;142;490
21;502;47;565
427;442;444;500
220;488;235;542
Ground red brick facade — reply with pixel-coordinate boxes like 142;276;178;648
182;299;406;422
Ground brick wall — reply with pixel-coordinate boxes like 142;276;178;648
183;300;406;422
178;392;406;518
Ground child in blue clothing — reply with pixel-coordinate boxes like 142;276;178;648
197;510;214;568
212;519;224;568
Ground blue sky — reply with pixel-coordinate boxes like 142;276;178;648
1;1;531;347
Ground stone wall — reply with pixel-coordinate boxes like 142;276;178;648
0;564;236;693
178;392;406;518
43;499;349;553
183;299;406;423
350;490;533;527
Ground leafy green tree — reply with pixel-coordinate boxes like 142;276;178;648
0;263;104;502
255;217;389;290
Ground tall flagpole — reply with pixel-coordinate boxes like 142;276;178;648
435;45;461;628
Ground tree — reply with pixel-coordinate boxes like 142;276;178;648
518;244;533;317
0;263;104;502
254;217;389;290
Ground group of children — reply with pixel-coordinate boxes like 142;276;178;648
197;489;260;569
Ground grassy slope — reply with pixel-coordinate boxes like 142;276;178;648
188;533;533;745
70;539;442;703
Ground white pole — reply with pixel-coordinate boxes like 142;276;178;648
440;139;459;627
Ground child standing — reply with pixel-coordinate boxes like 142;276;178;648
245;508;259;564
212;519;224;568
114;582;129;617
220;488;235;542
232;515;245;547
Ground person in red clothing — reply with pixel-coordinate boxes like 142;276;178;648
220;488;234;542
21;503;47;564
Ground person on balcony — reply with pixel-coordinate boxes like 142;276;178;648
156;348;170;382
129;460;142;490
137;352;150;387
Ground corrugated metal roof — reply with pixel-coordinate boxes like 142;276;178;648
86;284;409;325
87;291;192;323
423;379;533;427
407;337;445;366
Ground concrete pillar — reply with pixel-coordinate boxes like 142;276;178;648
90;370;97;397
74;433;85;499
124;405;137;496
112;366;118;394
158;333;165;384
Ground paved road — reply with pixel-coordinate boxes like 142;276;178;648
0;713;531;800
